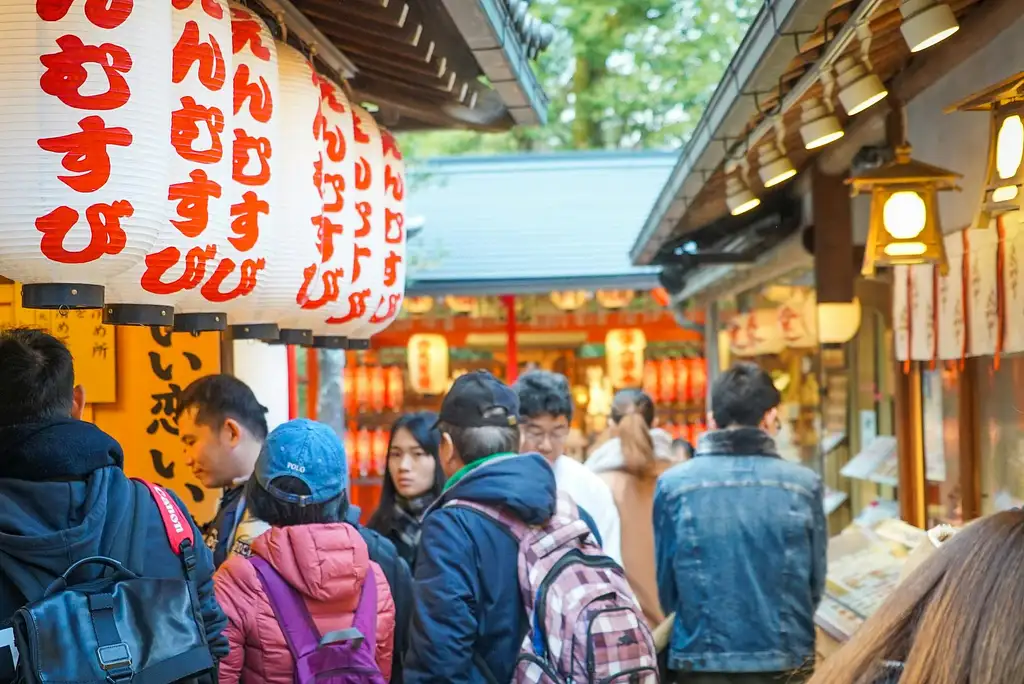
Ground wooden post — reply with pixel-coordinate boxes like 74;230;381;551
958;361;982;521
895;362;926;528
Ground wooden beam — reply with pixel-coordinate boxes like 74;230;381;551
811;166;855;303
892;0;1022;105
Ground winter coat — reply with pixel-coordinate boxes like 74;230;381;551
598;464;669;627
215;523;396;683
0;419;228;678
226;505;413;684
404;453;600;684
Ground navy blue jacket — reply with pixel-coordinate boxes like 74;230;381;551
0;420;228;677
404;453;600;684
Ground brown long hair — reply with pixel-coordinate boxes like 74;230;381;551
809;510;1024;684
611;389;656;478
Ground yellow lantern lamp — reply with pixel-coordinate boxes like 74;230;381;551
550;291;589;311
444;296;476;315
403;296;435;315
849;144;961;276
948;75;1024;228
596;290;635;309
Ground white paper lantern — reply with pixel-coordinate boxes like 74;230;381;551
348;128;406;340
307;77;359;349
321;103;386;350
213;3;280;339
728;310;785;357
0;2;173;309
102;0;233;328
407;333;449;395
778;291;818;349
267;42;328;346
606;328;647;388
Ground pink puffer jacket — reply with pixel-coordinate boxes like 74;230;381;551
215;523;396;683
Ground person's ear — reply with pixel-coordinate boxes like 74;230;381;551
706;411;718;430
439;432;458;473
223;417;243;447
71;385;86;420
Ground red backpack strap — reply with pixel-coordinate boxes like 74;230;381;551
134;478;195;556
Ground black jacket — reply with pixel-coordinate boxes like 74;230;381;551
357;518;414;684
0;420;228;677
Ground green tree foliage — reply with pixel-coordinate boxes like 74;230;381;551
400;0;762;157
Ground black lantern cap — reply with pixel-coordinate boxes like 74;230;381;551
21;283;103;310
103;304;175;327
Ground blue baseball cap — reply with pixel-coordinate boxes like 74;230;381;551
254;419;347;506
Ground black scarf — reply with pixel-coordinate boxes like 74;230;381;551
0;418;124;481
695;426;779;459
393;493;434;555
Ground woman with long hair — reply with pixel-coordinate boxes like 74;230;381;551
810;509;1024;684
590;389;669;626
368;412;445;568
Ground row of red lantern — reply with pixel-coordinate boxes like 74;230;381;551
642;358;707;405
343;364;405;414
0;2;405;346
344;426;390;481
663;421;707;448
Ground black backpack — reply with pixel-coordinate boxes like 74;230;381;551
6;479;216;684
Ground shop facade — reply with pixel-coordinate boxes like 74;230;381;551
318;150;707;514
626;0;1012;654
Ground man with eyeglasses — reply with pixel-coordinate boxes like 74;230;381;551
513;370;622;564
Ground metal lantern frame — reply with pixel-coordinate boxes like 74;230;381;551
947;73;1024;229
850;144;960;276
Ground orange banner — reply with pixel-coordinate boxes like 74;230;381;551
94;326;221;523
0;283;116;403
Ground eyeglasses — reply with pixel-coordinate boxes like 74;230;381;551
522;425;570;445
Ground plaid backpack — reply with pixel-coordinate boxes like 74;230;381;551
447;492;658;684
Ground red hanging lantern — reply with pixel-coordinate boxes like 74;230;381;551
642;360;660;399
658;358;677;404
386;366;405;411
370;365;387;412
674;357;691;403
371;427;388;478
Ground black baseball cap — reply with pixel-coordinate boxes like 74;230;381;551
437;370;520;429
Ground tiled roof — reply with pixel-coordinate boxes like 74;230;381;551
406;150;677;295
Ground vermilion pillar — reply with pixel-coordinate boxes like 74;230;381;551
502;294;518;383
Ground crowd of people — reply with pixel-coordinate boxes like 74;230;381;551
1;326;1019;684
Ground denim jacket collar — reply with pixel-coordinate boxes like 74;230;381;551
696;427;778;458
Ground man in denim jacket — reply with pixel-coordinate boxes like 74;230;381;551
654;363;826;683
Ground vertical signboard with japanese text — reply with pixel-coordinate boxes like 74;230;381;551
0;283;116;403
94;326;220;522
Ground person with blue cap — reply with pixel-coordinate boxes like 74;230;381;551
214;419;402;682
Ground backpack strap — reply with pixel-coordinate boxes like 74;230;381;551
443;499;531;542
133;479;198;583
349;567;378;654
250;556;321;661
